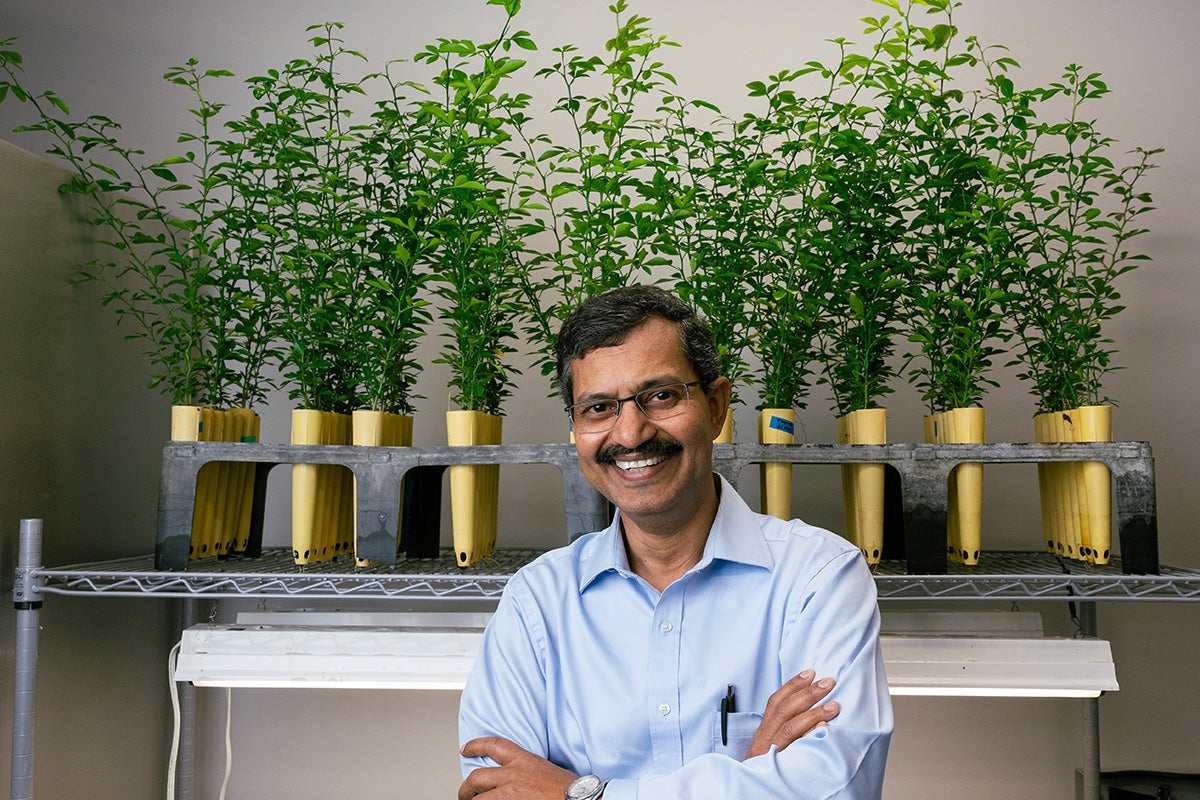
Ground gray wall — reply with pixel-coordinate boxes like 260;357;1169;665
0;141;177;796
2;1;1198;797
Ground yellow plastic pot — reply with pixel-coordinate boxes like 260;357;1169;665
839;408;887;564
1074;405;1113;564
171;406;261;560
1035;409;1085;560
290;409;322;565
758;408;795;520
324;412;354;561
225;407;261;554
944;407;985;565
1055;410;1083;560
447;410;503;567
291;409;352;565
213;408;244;555
1033;411;1059;555
171;405;206;560
193;407;223;558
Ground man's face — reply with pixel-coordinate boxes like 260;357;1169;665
568;317;730;531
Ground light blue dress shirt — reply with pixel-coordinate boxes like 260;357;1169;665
459;474;893;798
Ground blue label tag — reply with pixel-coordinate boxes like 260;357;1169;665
769;416;795;435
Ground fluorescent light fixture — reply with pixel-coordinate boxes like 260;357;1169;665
880;611;1118;698
882;636;1118;697
174;612;489;690
174;610;1117;698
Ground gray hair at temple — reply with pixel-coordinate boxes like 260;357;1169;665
554;285;721;406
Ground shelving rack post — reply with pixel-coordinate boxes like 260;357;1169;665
10;519;41;800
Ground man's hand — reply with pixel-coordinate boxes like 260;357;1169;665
459;737;578;800
745;669;840;759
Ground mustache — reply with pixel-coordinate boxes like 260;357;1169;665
595;436;684;465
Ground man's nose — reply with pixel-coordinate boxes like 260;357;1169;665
608;398;656;446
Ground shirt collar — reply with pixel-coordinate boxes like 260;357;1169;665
578;474;774;592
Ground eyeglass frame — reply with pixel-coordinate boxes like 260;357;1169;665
565;380;705;434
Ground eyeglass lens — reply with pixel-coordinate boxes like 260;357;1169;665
568;382;697;433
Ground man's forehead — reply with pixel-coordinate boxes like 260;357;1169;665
570;320;691;394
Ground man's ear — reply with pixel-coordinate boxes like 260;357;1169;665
705;376;733;435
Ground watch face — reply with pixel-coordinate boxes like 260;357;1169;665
566;774;602;799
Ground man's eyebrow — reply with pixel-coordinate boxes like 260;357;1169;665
573;375;690;403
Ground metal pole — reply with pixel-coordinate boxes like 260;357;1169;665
1081;698;1101;800
1078;602;1101;800
11;519;44;800
175;598;200;800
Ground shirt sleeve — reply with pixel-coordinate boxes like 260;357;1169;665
603;548;893;799
459;575;553;776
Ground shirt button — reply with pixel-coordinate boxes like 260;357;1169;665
658;703;671;716
659;620;673;633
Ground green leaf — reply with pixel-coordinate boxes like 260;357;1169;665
492;58;527;78
453;176;488;191
847;294;865;319
45;91;70;114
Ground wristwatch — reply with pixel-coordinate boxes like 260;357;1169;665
564;774;606;800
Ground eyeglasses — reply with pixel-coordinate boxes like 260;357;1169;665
566;381;703;435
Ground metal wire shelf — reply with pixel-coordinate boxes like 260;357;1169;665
34;548;539;600
30;548;1200;603
872;552;1200;601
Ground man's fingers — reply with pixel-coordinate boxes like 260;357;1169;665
780;669;818;692
744;671;840;759
780;700;841;743
763;674;836;729
458;737;578;800
458;738;518;799
460;736;524;764
458;765;501;800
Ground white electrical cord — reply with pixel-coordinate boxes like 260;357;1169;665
167;642;182;800
166;641;234;800
218;687;232;800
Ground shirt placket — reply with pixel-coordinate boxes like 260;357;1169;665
646;578;686;772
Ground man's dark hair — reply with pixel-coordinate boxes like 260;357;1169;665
555;285;721;405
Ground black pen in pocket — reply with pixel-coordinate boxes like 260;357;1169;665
720;684;736;746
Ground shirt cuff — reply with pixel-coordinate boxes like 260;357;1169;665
599;778;635;800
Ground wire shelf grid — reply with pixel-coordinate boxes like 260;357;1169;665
30;549;1200;602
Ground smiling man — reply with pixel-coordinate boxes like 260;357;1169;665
458;285;892;799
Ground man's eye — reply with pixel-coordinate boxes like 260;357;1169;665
643;387;682;407
581;402;616;417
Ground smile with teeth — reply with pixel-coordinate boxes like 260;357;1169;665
615;454;667;471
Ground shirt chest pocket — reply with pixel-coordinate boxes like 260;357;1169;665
710;710;762;760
